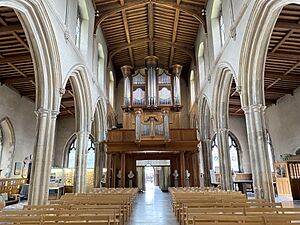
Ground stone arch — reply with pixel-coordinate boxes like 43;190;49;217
239;0;300;107
212;62;238;130
0;117;15;178
62;65;93;132
0;0;61;111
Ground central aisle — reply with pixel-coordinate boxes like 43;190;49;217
127;186;179;225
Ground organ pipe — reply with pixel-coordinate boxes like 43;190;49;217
171;64;183;106
121;65;133;108
145;56;158;107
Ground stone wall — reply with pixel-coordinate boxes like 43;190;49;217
265;87;300;161
0;85;36;178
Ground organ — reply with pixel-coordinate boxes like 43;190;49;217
106;57;199;189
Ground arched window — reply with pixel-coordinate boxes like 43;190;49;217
109;71;115;107
98;43;105;88
219;9;225;46
66;135;95;169
75;5;82;48
198;42;205;83
266;131;275;173
211;132;241;173
75;0;89;54
190;70;196;108
211;0;224;56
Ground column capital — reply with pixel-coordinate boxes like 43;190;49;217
216;128;229;133
243;104;266;114
162;107;170;114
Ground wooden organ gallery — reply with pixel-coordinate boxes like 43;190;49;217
106;56;200;189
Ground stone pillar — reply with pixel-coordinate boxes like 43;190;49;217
216;129;233;190
121;153;126;187
180;151;185;187
106;153;112;187
94;142;105;188
74;131;89;193
162;108;170;141
201;138;212;186
29;108;58;205
244;105;274;201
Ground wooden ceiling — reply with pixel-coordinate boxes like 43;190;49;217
94;0;206;80
229;4;300;116
0;7;75;117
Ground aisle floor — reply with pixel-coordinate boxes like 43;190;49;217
127;186;179;225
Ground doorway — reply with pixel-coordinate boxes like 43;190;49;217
136;160;171;192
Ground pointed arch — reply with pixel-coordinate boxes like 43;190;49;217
239;0;300;107
62;65;93;132
212;62;238;130
0;0;62;111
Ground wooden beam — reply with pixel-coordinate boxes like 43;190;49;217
265;72;300;82
0;53;31;64
276;21;300;30
20;90;35;96
267;52;300;61
1;76;34;85
95;0;204;30
169;8;180;67
148;2;154;56
0;24;23;34
271;30;294;53
109;37;194;60
121;5;135;67
265;88;293;95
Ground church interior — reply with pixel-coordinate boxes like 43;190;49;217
1;0;300;224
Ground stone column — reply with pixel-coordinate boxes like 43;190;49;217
244;105;274;201
29;108;58;205
180;151;185;187
121;153;126;187
94;142;105;188
201;138;212;187
74;131;89;193
216;129;233;190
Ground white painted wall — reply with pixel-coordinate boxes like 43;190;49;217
265;88;300;161
0;85;36;178
53;117;75;167
229;115;251;172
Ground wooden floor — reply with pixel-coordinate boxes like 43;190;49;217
127;186;179;225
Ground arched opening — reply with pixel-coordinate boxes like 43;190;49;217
65;135;95;169
98;43;105;88
211;132;242;173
